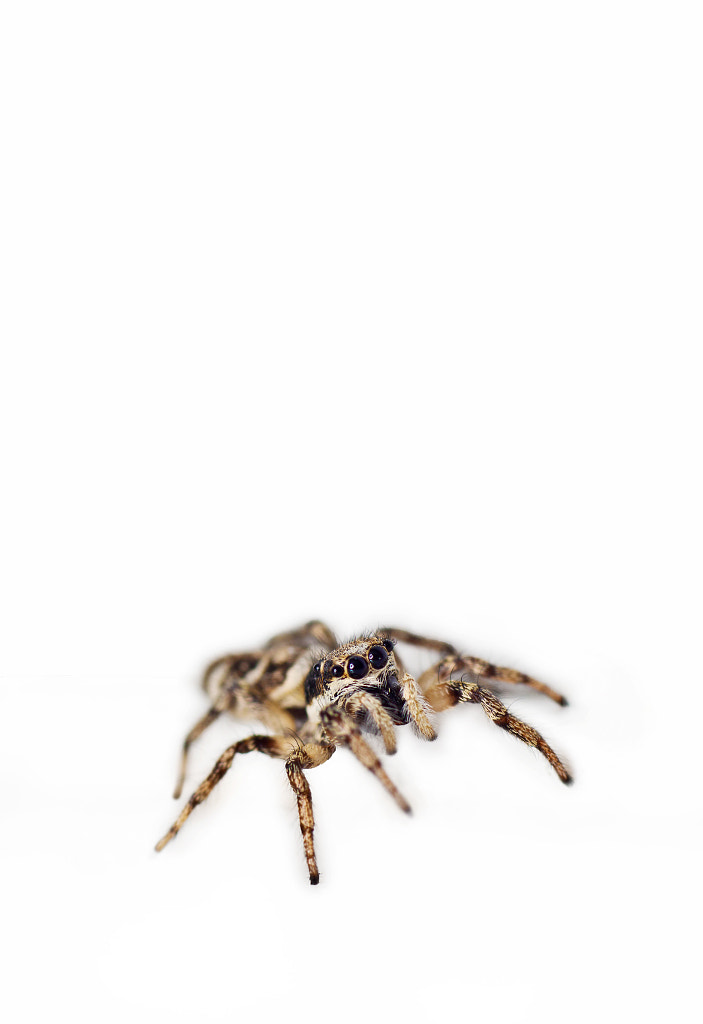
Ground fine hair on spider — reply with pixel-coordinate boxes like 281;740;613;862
155;621;572;884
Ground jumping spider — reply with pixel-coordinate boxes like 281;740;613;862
156;621;572;884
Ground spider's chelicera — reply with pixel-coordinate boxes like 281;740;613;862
156;622;572;884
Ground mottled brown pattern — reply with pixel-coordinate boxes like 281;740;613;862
156;621;571;883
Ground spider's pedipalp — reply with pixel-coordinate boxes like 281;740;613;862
399;670;436;741
423;677;572;784
345;690;399;754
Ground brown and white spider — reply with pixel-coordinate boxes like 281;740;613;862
155;621;572;883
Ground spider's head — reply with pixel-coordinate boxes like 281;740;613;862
304;635;399;707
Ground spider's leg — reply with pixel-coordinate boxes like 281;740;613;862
201;654;232;694
201;652;255;696
321;707;411;812
419;654;568;706
268;620;337;650
423;677;572;784
172;691;234;800
380;626;458;658
304;620;338;648
155;734;296;851
285;742;334;885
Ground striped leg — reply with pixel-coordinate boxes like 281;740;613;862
321;706;411;813
419;654;568;706
379;626;457;658
172;691;233;800
157;732;334;885
423;677;572;784
155;734;295;851
268;619;338;650
284;742;334;885
200;651;261;697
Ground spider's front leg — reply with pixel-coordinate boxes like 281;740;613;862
421;674;572;784
321;705;411;813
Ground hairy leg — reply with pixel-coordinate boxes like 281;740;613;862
157;732;335;885
155;734;296;851
285;742;334;885
321;706;411;812
423;677;572;784
172;690;233;800
419;654;568;706
268;620;337;650
380;626;457;658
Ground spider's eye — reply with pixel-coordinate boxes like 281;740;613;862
382;638;395;652
313;662;321;675
331;664;345;678
368;645;389;669
347;655;368;680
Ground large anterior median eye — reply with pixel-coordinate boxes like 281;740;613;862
368;645;389;669
347;655;368;679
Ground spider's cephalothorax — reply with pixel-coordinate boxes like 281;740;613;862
156;621;572;884
304;635;430;739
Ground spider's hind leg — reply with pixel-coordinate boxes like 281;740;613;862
172;691;233;800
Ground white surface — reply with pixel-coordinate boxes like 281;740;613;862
1;3;700;1023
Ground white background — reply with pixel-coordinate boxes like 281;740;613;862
1;3;700;1022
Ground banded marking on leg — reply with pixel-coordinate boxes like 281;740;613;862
431;655;568;704
173;691;233;800
321;708;411;813
155;734;293;852
424;680;572;784
379;626;458;658
286;759;319;885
